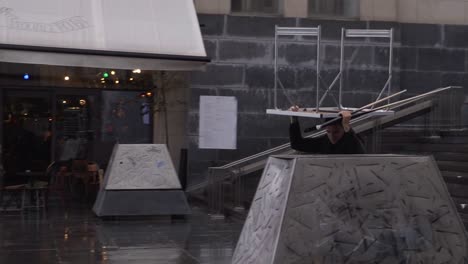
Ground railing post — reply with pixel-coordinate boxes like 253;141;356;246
232;168;245;213
208;168;225;220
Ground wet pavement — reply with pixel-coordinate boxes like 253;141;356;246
0;202;243;263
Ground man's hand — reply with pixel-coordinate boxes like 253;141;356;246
289;105;300;112
339;111;352;132
289;105;300;123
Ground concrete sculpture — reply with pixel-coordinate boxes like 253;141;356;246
93;144;190;216
233;155;467;263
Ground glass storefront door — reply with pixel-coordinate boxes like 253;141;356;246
2;90;51;183
54;92;99;163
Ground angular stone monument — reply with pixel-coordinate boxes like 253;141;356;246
93;144;190;216
233;155;467;264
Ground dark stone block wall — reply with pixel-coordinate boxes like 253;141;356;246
187;14;468;186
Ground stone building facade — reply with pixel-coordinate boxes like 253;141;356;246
186;1;468;186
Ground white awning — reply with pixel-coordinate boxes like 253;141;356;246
0;0;209;70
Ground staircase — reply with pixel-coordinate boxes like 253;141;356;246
381;127;468;228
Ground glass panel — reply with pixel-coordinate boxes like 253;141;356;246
55;94;97;162
2;92;51;183
101;91;152;144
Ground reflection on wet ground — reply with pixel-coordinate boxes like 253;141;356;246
0;202;243;263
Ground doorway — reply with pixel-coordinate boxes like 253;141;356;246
2;90;51;184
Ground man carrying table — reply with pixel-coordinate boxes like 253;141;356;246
289;106;365;154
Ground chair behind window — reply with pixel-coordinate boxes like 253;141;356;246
71;160;89;179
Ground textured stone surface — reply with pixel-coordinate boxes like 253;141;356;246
226;16;295;38
345;69;389;93
440;49;466;72
237;114;289;138
191;64;244;86
374;46;399;69
233;155;467;264
400;71;442;95
198;14;224;36
245;65;295;89
401;23;442;47
278;43;317;65
93;144;190;216
219;40;272;63
399;47;417;70
441;72;468;89
418;48;442;71
221;89;270;113
203;39;217;61
105;144;181;190
232;157;295;264
298;19;367;41
444;24;468;48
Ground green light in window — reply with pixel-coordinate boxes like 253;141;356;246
103;72;109;78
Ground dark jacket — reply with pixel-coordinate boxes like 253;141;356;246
289;120;365;154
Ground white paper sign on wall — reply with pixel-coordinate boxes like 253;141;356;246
199;96;237;149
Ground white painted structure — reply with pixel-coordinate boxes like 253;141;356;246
0;0;208;70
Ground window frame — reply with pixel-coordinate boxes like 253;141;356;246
307;0;360;20
230;0;284;16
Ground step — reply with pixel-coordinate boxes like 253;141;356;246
399;144;468;153
437;161;468;173
419;136;468;144
446;183;468;198
434;153;468;162
441;171;468;185
439;129;468;137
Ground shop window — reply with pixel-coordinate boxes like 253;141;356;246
231;0;280;14
101;91;152;144
2;92;51;174
308;0;359;18
55;95;95;161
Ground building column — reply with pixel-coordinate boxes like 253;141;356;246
152;72;190;173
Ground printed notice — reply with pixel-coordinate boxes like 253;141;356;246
199;96;237;149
